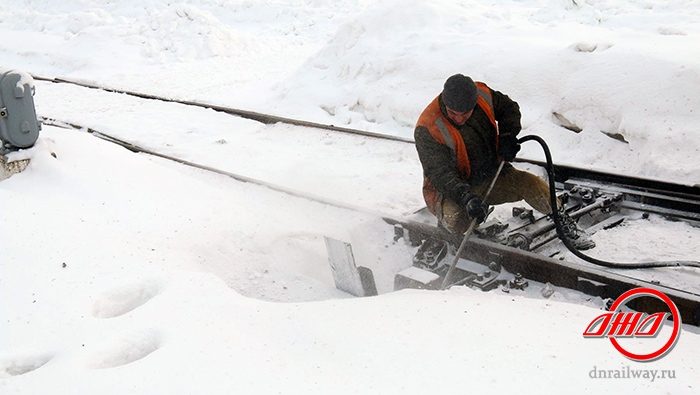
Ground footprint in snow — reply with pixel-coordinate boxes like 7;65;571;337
658;26;686;36
92;280;161;318
87;329;161;369
0;353;53;377
571;42;613;53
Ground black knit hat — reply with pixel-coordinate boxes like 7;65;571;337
442;74;477;112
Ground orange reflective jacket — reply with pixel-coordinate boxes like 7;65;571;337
417;82;498;214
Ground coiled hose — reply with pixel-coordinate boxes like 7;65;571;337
519;134;700;269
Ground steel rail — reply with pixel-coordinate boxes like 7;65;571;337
40;116;700;325
32;75;415;144
39;116;393;219
386;217;700;327
32;74;700;200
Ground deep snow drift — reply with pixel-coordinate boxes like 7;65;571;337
1;0;698;183
1;1;699;394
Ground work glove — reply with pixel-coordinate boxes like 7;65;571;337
464;195;489;224
498;134;521;162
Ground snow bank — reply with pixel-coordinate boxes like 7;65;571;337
2;127;697;394
0;0;368;99
2;0;697;182
4;262;699;394
1;1;699;393
273;0;700;183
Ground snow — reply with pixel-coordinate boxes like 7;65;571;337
1;1;699;394
32;81;424;217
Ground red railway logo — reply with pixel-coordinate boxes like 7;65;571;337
583;287;682;362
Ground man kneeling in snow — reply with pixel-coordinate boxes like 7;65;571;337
414;74;594;250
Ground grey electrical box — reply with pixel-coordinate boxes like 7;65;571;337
0;68;41;150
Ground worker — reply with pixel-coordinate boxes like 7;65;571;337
414;74;595;250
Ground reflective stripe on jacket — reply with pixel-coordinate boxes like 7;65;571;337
417;82;498;214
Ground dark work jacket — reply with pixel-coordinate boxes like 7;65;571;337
414;87;521;204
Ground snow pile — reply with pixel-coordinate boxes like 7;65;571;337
2;0;697;182
32;81;425;217
1;126;697;395
1;134;696;393
273;0;700;183
1;1;700;393
1;1;293;63
0;0;368;98
1;2;235;70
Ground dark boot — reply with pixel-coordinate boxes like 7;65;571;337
557;210;596;250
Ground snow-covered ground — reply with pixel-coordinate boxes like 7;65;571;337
1;1;699;393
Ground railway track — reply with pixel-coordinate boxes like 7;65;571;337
33;74;698;198
32;75;415;143
33;76;700;325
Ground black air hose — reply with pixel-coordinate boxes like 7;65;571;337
518;134;700;269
